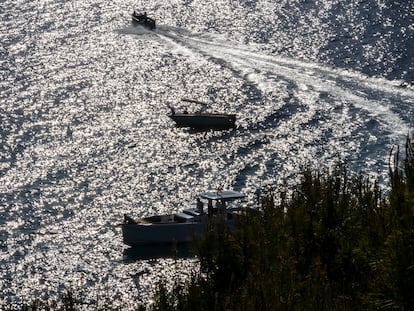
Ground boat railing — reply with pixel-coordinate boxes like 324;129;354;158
181;98;209;106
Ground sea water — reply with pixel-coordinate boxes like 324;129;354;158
1;0;413;308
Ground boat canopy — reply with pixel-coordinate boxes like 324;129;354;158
199;190;245;201
181;98;209;106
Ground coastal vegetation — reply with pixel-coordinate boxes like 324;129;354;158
147;136;414;311
3;137;414;310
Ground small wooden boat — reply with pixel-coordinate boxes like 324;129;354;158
122;190;246;246
131;10;156;30
168;98;237;130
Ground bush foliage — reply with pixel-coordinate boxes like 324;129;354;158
150;137;414;311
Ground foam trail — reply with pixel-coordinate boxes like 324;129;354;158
156;28;413;140
123;25;413;142
185;33;414;98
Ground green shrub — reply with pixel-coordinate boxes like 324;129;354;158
149;136;414;311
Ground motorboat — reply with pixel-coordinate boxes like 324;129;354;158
122;190;246;246
168;98;237;130
131;10;156;30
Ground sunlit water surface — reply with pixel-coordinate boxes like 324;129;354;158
1;0;413;308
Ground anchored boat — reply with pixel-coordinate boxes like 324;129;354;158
122;190;246;246
168;98;237;130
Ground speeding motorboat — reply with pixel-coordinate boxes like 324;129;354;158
168;98;237;130
131;10;156;30
122;190;246;246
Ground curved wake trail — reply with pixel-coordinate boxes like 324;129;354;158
157;27;414;141
123;25;414;186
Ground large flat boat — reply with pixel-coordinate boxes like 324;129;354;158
122;190;246;246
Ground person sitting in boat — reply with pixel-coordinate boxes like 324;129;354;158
198;104;207;114
133;10;146;19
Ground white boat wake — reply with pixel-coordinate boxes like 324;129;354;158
156;26;413;137
121;24;414;185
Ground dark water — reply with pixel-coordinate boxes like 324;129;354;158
1;0;413;308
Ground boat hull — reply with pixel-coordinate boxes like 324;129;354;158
122;221;205;246
169;114;236;129
123;243;193;260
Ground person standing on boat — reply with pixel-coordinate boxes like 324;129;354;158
169;106;175;115
207;199;213;216
197;198;204;213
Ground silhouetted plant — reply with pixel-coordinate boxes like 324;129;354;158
147;135;414;311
